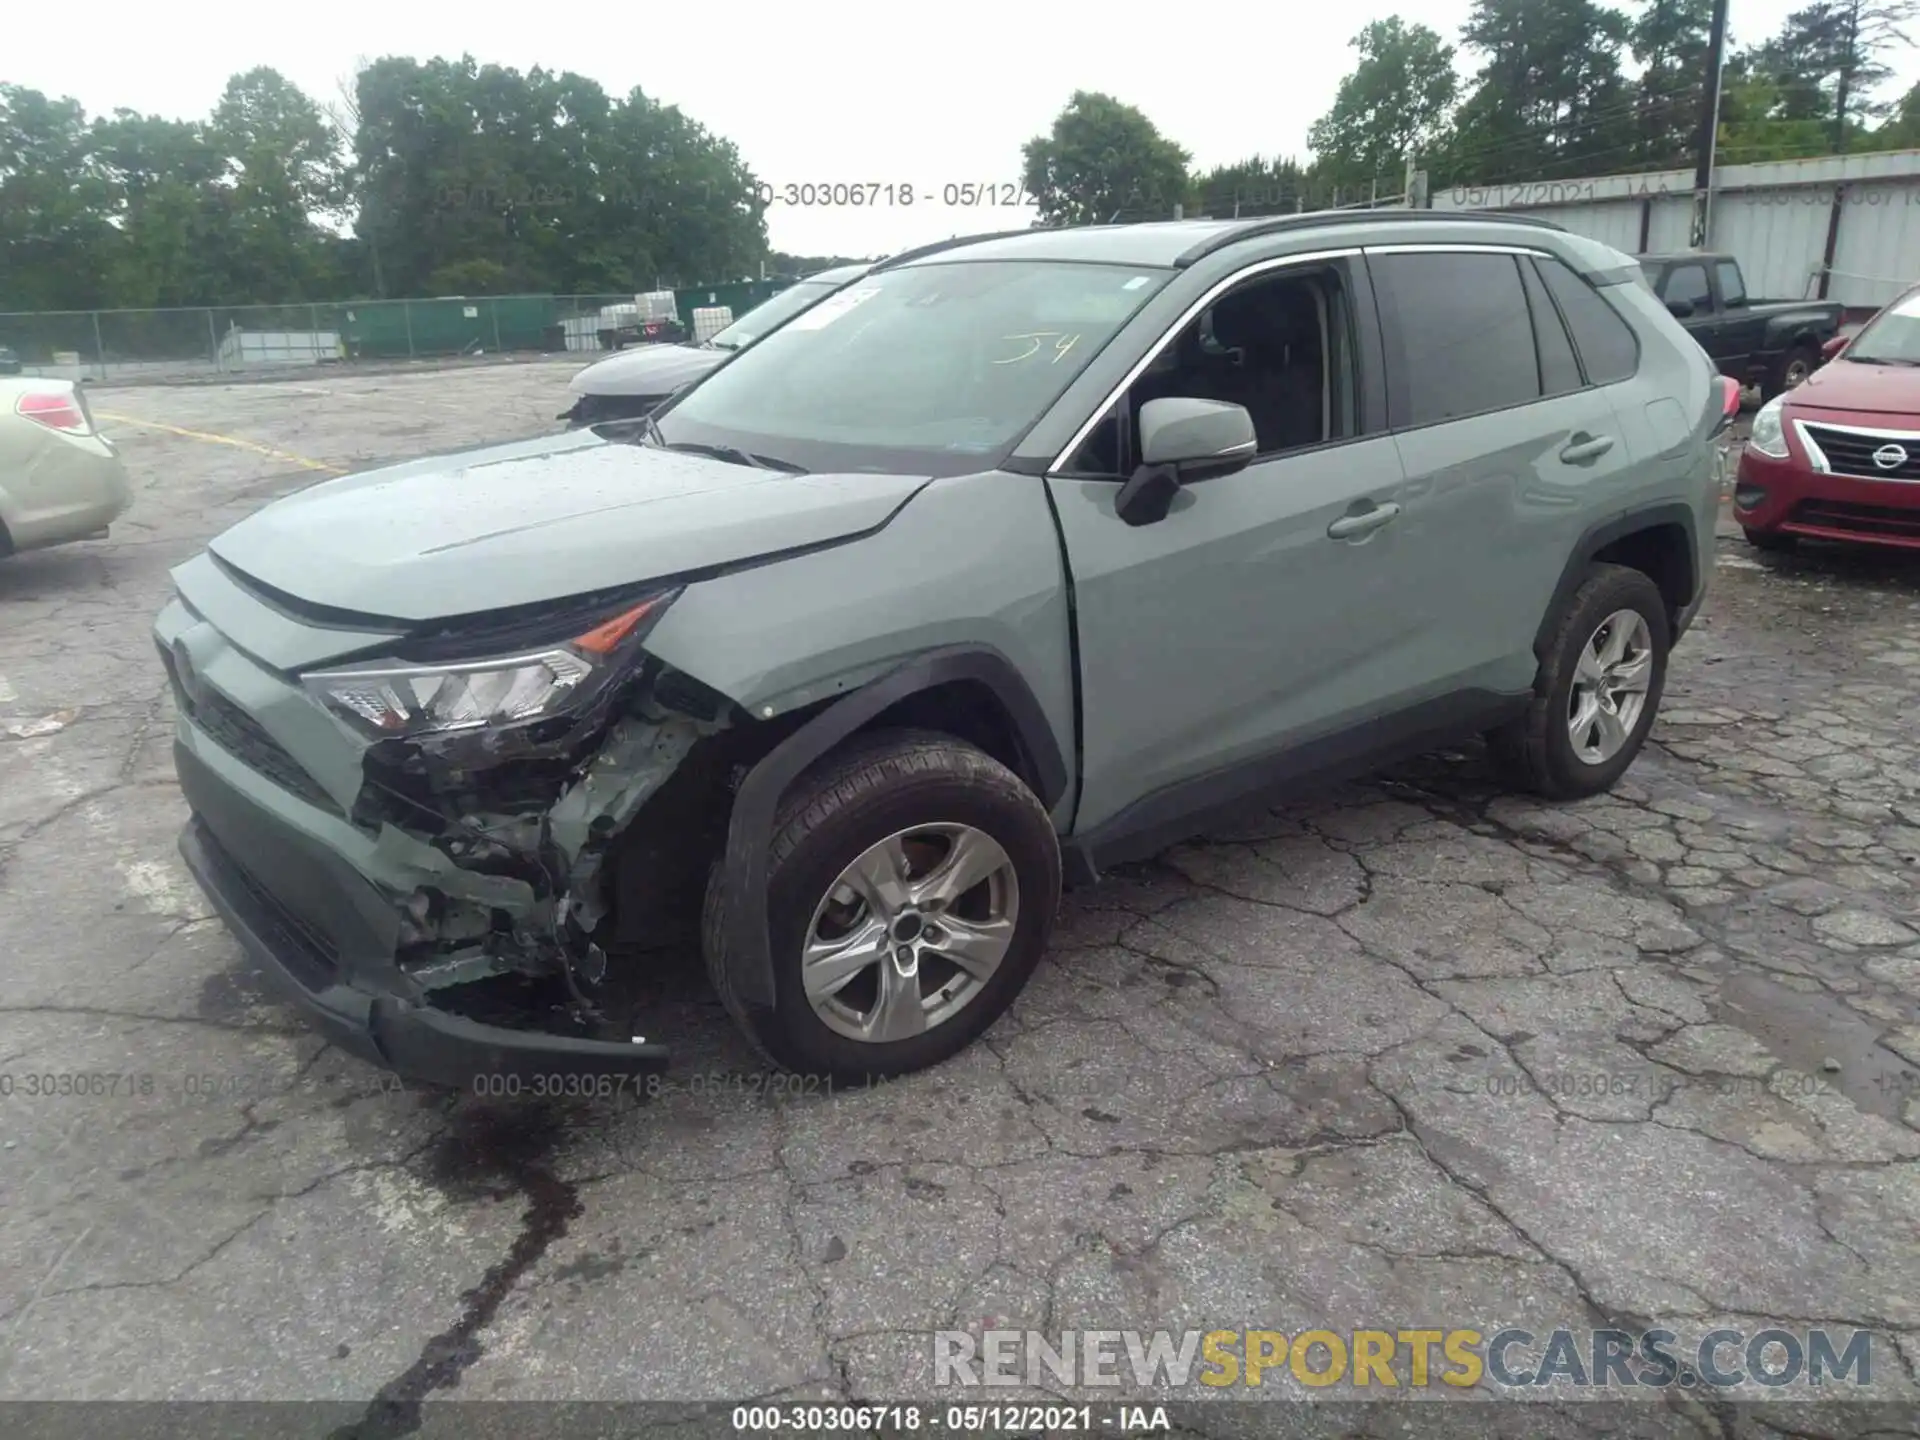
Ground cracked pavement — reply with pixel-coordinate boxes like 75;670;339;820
2;366;1917;1435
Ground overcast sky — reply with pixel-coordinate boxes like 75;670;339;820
14;0;1917;258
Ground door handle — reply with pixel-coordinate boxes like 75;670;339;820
1327;501;1401;540
1559;432;1616;464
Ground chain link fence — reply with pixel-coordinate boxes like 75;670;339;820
0;295;675;384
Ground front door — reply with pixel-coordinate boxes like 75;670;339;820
1043;257;1425;838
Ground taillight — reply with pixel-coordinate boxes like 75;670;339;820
15;389;90;434
1711;376;1741;436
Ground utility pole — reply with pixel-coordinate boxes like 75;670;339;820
1689;0;1730;249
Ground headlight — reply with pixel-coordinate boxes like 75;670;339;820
1749;395;1789;458
303;594;671;739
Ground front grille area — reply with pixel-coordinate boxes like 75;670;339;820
160;644;343;815
1801;425;1920;482
198;824;340;985
1789;499;1920;540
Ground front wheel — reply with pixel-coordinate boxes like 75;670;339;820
702;729;1061;1081
1490;564;1671;801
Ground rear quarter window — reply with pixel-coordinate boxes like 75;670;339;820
1537;256;1640;385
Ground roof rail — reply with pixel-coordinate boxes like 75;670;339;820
870;227;1044;271
1171;208;1567;267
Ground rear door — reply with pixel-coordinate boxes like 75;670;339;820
1366;245;1641;697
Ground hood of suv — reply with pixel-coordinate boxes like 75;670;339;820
570;344;728;399
1792;356;1920;415
206;430;929;623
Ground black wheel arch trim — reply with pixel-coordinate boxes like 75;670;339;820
1533;501;1700;662
715;644;1069;1009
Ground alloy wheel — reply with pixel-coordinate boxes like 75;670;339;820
801;823;1019;1043
1568;608;1655;765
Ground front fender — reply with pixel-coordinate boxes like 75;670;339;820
713;645;1069;1011
641;469;1077;797
639;468;1079;1013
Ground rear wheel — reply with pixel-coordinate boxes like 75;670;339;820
1763;343;1816;400
702;729;1061;1081
1490;564;1670;801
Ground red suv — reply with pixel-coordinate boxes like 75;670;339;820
1734;283;1920;551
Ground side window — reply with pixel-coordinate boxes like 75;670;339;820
1663;264;1711;311
1062;264;1357;474
1715;260;1747;307
1520;258;1582;397
1371;251;1541;426
1536;255;1640;385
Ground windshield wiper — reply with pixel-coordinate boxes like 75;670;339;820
1846;354;1920;367
662;439;808;474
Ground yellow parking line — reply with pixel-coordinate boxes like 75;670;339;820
95;412;346;474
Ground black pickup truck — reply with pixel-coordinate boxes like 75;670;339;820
1637;252;1843;399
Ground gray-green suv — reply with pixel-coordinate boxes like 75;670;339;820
156;212;1727;1085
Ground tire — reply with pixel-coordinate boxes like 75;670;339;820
1742;527;1797;553
1490;564;1671;801
702;728;1061;1082
1763;343;1816;400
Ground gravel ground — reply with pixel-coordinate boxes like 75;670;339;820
1;368;1916;1437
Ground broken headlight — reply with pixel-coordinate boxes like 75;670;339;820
302;594;673;740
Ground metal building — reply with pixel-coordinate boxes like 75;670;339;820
1433;148;1920;319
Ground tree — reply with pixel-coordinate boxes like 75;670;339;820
769;251;878;276
207;69;350;302
1307;19;1458;193
1189;155;1315;216
1628;0;1718;166
89;110;233;307
1448;0;1635;183
1;61;770;316
1020;91;1192;226
1878;80;1920;145
1742;1;1918;151
0;86;116;310
1715;57;1863;161
352;57;766;297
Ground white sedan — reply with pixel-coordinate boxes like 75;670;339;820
0;379;132;558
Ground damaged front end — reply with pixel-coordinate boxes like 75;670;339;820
167;576;756;1086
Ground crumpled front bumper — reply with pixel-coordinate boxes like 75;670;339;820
175;737;670;1089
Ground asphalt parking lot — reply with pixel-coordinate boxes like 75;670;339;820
2;362;1918;1434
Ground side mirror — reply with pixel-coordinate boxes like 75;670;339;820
1666;299;1694;319
1116;397;1258;527
1822;335;1849;360
1139;396;1256;477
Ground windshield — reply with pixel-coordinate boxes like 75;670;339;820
1846;291;1920;365
708;277;846;350
655;259;1171;475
